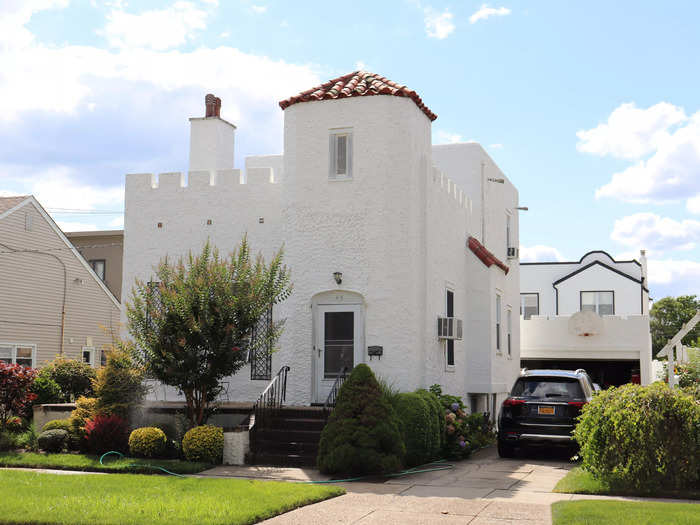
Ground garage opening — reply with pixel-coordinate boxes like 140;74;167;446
520;359;640;388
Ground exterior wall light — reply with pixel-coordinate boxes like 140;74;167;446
333;272;343;285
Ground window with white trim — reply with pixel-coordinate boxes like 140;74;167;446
329;129;353;179
0;344;36;368
495;294;502;353
581;291;614;316
90;259;106;281
506;213;512;253
82;346;95;367
507;307;512;358
520;293;539;320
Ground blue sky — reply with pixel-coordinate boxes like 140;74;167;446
1;0;699;299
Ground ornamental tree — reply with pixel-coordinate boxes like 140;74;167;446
0;362;37;430
127;238;292;426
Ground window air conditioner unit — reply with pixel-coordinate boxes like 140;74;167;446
437;317;463;340
507;247;519;259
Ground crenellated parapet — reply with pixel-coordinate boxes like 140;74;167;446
125;166;281;193
430;166;472;212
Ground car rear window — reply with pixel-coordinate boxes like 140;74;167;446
511;377;583;399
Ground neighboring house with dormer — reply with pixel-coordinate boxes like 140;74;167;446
520;250;653;386
122;71;523;415
0;196;121;369
66;230;124;301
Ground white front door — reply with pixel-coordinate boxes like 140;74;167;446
313;303;363;404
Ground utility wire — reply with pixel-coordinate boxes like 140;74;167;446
0;242;123;255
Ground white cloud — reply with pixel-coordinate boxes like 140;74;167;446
434;130;464;144
611;212;700;252
424;7;455;39
469;4;511;24
219;31;230;38
576;102;687;160
57;221;99;232
592;110;700;205
101;1;210;51
489;143;503;149
0;0;69;50
250;5;267;14
647;258;700;296
519;245;565;262
109;216;125;228
687;194;700;214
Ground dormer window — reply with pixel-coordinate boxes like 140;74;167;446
329;129;353;180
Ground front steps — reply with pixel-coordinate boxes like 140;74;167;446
248;406;326;467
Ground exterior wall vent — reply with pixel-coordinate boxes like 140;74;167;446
437;317;463;340
507;247;519;259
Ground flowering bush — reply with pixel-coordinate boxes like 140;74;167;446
0;362;37;430
84;414;129;455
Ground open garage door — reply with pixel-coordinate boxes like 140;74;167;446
520;359;640;388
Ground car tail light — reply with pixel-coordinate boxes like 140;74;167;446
568;401;587;408
503;398;525;407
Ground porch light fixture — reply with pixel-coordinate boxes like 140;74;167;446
333;272;342;285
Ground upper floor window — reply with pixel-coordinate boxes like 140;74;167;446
329;129;353;180
507;308;512;357
82;346;95;367
495;293;502;353
90;259;105;281
581;291;614;316
0;344;35;368
520;293;539;320
446;289;455;367
506;213;512;250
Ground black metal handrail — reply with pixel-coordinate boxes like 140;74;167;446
323;366;348;420
250;365;289;453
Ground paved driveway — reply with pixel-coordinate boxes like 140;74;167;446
204;447;575;524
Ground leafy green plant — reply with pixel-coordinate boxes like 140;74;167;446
129;427;167;458
574;382;700;492
31;375;62;405
416;388;444;454
39;357;95;402
15;423;39;451
38;429;68;453
394;392;433;467
182;425;223;463
42;419;73;433
93;340;148;419
69;396;98;450
317;364;404;476
127;238;292;426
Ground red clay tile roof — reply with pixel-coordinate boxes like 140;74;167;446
279;71;437;121
0;195;31;214
468;236;509;274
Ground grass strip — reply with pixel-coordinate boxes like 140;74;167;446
0;451;209;475
553;467;700;500
0;470;344;525
552;500;700;525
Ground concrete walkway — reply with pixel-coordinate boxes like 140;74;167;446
202;447;576;524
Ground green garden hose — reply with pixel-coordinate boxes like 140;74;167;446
305;459;455;484
99;451;186;477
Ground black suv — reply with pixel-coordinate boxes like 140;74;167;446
497;369;594;458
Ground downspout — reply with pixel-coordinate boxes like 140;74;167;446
552;282;559;315
0;241;67;355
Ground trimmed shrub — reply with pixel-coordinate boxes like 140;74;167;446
42;419;73;433
93;343;148;418
0;362;37;429
39;357;95;402
416;388;444;456
394;392;432;467
84;414;129;455
317;364;405;476
32;375;62;405
129;427;167;458
182;425;224;463
574;382;700;492
37;429;68;453
69;396;97;435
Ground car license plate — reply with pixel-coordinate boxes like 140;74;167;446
538;406;555;415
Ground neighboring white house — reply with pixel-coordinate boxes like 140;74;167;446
520;250;653;386
122;72;522;414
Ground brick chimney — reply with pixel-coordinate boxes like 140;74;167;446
189;94;236;172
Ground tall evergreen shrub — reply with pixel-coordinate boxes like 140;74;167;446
394;392;432;467
317;364;404;476
416;388;443;457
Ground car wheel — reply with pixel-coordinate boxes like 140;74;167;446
497;439;516;458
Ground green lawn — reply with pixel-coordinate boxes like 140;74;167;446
552;500;700;525
0;470;344;525
0;451;210;475
554;467;700;500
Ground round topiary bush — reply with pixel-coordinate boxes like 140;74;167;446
129;427;167;458
317;364;405;476
42;419;72;433
182;425;224;463
574;382;700;492
38;429;68;453
415;388;444;457
394;392;433;467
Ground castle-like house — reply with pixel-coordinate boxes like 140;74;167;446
122;72;521;414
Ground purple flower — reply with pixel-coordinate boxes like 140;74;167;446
459;440;466;448
451;402;460;412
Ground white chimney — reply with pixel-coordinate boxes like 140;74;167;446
188;94;236;172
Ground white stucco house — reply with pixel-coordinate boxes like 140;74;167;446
122;71;522;415
520;250;653;386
